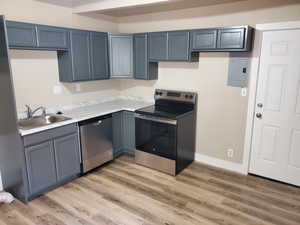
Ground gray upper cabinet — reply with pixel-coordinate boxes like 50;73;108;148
25;141;57;195
6;21;37;48
109;34;133;78
168;31;190;61
54;133;80;182
217;28;245;49
70;30;91;81
190;29;217;50
90;32;109;80
149;32;168;61
36;25;68;49
133;33;158;80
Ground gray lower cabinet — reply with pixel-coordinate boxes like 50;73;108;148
6;21;37;48
23;124;80;199
36;25;69;49
54;133;81;182
25;141;57;195
112;111;135;157
109;34;133;78
190;29;217;51
133;33;158;80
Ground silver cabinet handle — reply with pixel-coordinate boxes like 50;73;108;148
135;113;177;125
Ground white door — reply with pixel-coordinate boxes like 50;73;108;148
249;29;300;186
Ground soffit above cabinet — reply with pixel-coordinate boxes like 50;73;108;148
35;0;247;17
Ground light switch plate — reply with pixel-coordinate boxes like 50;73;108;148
53;85;62;95
241;88;247;97
75;84;81;92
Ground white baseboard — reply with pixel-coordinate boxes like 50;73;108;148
195;153;248;175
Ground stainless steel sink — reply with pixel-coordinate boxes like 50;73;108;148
18;114;71;130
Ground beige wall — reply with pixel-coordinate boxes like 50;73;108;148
118;0;300;163
0;0;121;113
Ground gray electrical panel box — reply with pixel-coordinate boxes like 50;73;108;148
227;53;250;88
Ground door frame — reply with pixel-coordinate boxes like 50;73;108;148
242;21;300;174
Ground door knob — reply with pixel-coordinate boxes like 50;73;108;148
257;103;263;108
256;113;262;119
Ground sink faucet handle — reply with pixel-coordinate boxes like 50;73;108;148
25;105;32;119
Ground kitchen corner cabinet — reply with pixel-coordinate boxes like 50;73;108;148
113;111;135;157
149;30;198;62
6;21;68;50
58;30;109;82
109;34;134;79
23;124;80;199
133;33;158;80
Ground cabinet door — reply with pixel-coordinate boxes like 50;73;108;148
54;133;80;182
191;29;217;50
149;32;167;61
113;112;123;157
90;32;109;80
122;111;136;155
36;25;68;49
109;34;133;78
168;31;190;61
70;30;91;81
25;141;57;195
6;21;37;48
217;28;245;49
134;33;148;80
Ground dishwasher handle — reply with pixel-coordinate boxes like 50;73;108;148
92;120;102;126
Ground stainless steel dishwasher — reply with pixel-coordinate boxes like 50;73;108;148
79;114;113;173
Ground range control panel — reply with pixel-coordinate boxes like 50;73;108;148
155;89;197;104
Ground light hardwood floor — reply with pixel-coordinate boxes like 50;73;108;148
1;155;300;225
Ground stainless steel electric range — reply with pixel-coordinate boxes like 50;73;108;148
135;89;197;176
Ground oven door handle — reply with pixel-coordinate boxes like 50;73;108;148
135;113;177;125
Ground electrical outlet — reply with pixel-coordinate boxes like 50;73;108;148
227;149;234;158
75;84;81;92
53;85;62;95
241;88;247;97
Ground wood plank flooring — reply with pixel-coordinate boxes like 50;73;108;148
1;155;300;225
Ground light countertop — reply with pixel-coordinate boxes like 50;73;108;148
19;98;153;136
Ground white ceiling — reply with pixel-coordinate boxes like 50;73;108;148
35;0;248;17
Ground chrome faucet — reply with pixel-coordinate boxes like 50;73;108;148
25;105;46;119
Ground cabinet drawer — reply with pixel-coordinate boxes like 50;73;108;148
23;124;78;147
6;21;37;48
37;25;69;49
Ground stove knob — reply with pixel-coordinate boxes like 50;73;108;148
155;91;160;96
185;94;189;99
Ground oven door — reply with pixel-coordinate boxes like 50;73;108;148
135;113;177;160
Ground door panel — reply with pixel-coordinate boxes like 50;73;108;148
6;21;37;48
168;31;189;61
25;141;57;195
37;25;68;49
250;29;300;186
134;33;148;79
70;30;91;81
217;28;245;49
109;34;133;78
90;32;109;80
148;32;167;61
54;133;80;182
191;29;217;50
